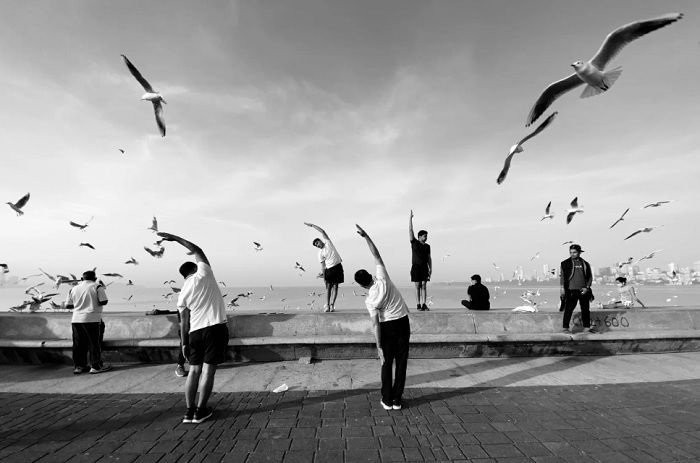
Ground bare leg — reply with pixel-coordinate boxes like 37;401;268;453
185;364;202;408
421;282;428;305
330;284;339;309
325;281;332;310
414;282;421;306
196;363;218;409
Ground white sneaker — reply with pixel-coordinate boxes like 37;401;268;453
380;400;392;411
323;304;330;313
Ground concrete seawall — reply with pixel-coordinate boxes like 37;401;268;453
2;307;700;362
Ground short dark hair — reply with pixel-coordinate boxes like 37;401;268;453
354;269;373;287
616;277;627;284
82;271;96;281
179;262;198;278
312;238;322;247
417;230;428;238
470;274;481;283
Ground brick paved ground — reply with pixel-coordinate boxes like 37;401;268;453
1;380;700;462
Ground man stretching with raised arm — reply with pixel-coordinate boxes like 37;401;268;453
157;232;229;424
305;222;344;312
409;210;431;311
355;224;411;411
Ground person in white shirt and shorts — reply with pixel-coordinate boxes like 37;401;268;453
157;232;229;425
305;222;344;312
354;224;411;411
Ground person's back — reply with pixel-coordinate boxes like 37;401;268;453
365;265;409;322
69;280;106;323
467;282;490;310
179;262;227;330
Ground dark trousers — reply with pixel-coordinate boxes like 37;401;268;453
379;315;410;405
563;289;591;328
72;322;104;369
461;300;489;310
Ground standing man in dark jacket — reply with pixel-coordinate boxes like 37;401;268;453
560;244;596;333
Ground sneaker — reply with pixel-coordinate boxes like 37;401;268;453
329;305;335;312
380;400;392;411
416;304;423;312
175;364;188;377
323;304;331;313
422;304;430;311
89;365;113;374
193;407;213;424
73;367;86;375
392;400;402;410
586;327;599;334
182;407;195;424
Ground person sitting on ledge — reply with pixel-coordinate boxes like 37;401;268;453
461;274;490;310
603;277;646;309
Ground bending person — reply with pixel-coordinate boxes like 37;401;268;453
305;222;344;312
157;232;229;424
409;210;431;311
355;224;411;411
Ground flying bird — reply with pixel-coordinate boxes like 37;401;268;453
253;242;263;251
121;54;167;136
562;241;574;246
218;281;227;287
643;200;673;209
69;217;94;230
147;216;158;233
0;263;8;274
566;197;584;224
126;280;134;286
6;193;30;216
294;262;306;272
541;201;554;221
617;257;634;268
79;243;95;250
526;13;684;126
124;295;133;301
118;148;125;154
144;245;165;258
497;112;558;184
530;252;541;262
38;268;56;282
442;254;451;262
636;249;662;264
492;263;500;271
228;297;240;307
170;287;181;293
102;273;123;278
163;280;176;285
624;226;663;241
609;208;630;229
125;257;139;265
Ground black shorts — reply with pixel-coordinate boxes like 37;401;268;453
188;322;229;366
324;263;344;285
410;264;430;282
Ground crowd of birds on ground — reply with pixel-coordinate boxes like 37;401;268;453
2;13;690;313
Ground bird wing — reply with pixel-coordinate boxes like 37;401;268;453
496;152;514;185
566;212;576;224
152;216;158;230
590;13;684;69
526;74;582;126
517;111;558;146
620;208;630;219
624;230;642;240
545;201;551;215
609;218;623;229
144;246;155;256
15;192;30;209
153;101;166;137
570;197;578;208
121;54;155;92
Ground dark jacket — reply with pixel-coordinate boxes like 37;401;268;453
559;257;592;290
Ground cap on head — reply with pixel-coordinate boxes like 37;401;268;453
616;277;627;284
82;270;97;281
569;244;583;253
354;269;373;288
470;274;481;283
179;261;197;278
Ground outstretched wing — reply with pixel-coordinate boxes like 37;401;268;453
496;152;515;185
15;192;30;209
620;207;630;219
545;201;551;215
121;54;154;92
153;101;166;137
144;246;156;256
590;13;683;69
570;197;578;208
69;221;82;228
566;212;576;225
518;111;558;146
624;230;642;240
526;75;582;126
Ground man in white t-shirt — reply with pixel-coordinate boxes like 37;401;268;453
354;224;411;411
65;270;112;375
305;222;344;312
157;232;229;425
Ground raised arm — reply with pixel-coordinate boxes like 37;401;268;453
408;210;415;242
356;224;384;267
157;232;210;266
304;222;330;240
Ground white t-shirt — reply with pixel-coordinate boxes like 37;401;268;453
365;264;409;322
66;281;108;323
318;238;342;268
177;262;227;333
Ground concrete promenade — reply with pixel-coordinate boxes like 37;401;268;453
2;353;700;462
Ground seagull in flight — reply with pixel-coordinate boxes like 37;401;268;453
497;112;558;184
617;257;634;268
624;226;663;241
147;216;158;233
492;263;500;271
6;193;30;216
643;200;673;209
79;242;96;250
295;262;306;272
0;263;8;274
126;279;134;286
526;13;683;126
163;279;176;285
566;197;584;224
125;257;139;265
69;217;94;230
118;148;125;154
562;241;574;246
144;245;165;258
121;54;166;137
102;273;123;278
541;201;554;221
530;252;541;262
635;249;662;264
253;241;264;251
609;208;630;229
218;281;227;287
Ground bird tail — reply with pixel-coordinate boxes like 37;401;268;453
580;67;622;98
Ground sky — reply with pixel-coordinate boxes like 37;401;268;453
2;0;700;287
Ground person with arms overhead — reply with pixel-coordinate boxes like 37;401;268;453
157;232;229;424
409;210;431;311
355;224;411;411
305;222;344;312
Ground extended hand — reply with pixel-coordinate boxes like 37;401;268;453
355;224;367;237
